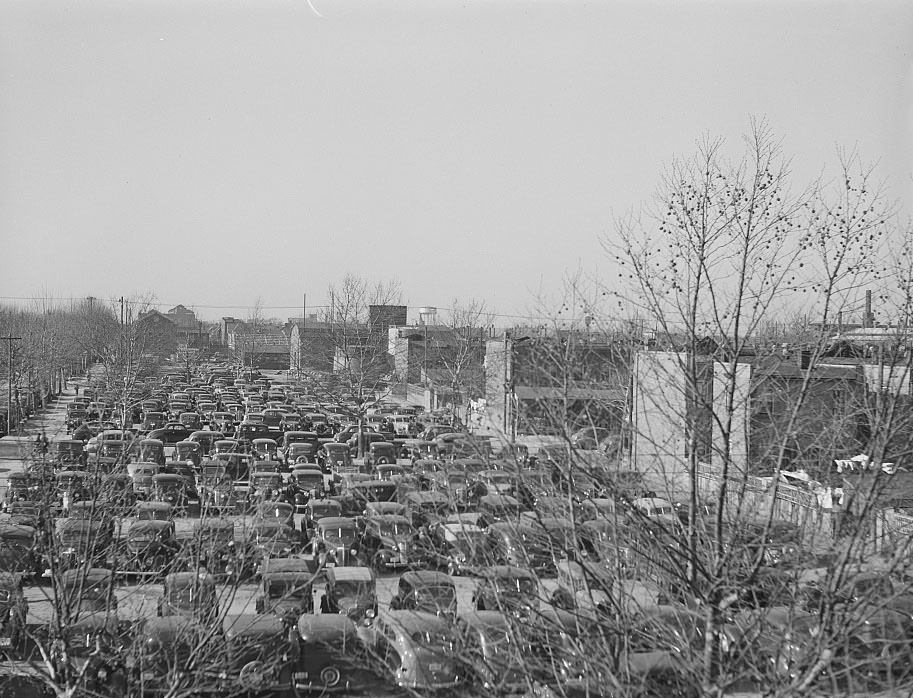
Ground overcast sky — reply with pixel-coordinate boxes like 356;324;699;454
2;0;911;324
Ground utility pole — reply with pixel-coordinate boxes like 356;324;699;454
3;334;21;435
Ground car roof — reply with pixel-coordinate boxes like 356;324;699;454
400;570;453;585
459;610;510;630
327;566;374;582
480;565;537;580
129;520;173;534
166;571;215;587
223;613;285;640
382;610;453;634
367;514;411;525
297;613;358;642
316;516;356;528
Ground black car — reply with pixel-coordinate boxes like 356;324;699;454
146;423;194;445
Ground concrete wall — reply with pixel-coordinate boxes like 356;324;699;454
631;351;689;498
712;361;751;476
483;339;510;436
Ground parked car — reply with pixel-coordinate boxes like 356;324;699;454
389;570;457;618
53;518;113;571
293;614;377;693
457;611;527;695
310;516;361;567
152;473;201;517
251;438;280;462
255;558;316;623
360;514;425;572
0;573;28;654
198;463;238;513
185;518;237;576
365;610;462;690
135;501;174;521
173;440;203;468
320;442;355;474
473;565;540;618
52;439;87;468
424;521;489;576
365;442;398;468
222;614;298;695
318;566;377;623
136;438;166;466
118;519;178;579
132;616;215;692
241;520;304;577
157;571;218;620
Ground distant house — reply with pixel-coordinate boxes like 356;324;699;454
134;310;178;357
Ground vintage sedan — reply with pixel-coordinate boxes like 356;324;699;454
136;438;166;466
184;518;237;576
365;611;462;690
173;440;203;468
198;464;238;514
255;560;316;623
473;565;540;618
222;614;299;695
360;514;425;572
457;611;527;695
310;517;361;567
293;614;377;693
247;472;285;508
157;571;218;621
425;521;489;576
152;473;201;517
319;442;354;474
132;616;218;692
127;462;160;500
251;438;281;462
318;566;377;623
53;518;113;571
0;524;41;579
0;573;28;655
241;520;304;577
389;571;457;618
51;439;87;468
119;519;178;579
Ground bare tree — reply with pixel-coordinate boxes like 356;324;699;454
317;275;402;454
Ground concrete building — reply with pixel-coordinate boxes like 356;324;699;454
484;329;629;440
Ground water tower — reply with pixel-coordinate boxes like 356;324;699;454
418;307;437;326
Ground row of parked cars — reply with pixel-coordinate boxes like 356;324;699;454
13;365;913;697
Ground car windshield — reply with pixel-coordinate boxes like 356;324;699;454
450;530;486;549
334;580;370;597
268;580;309;600
259;527;297;545
494;577;537;596
295;474;322;487
410;630;455;653
168;585;213;607
129;531;160;543
378;521;413;537
321;526;356;545
416;585;455;603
